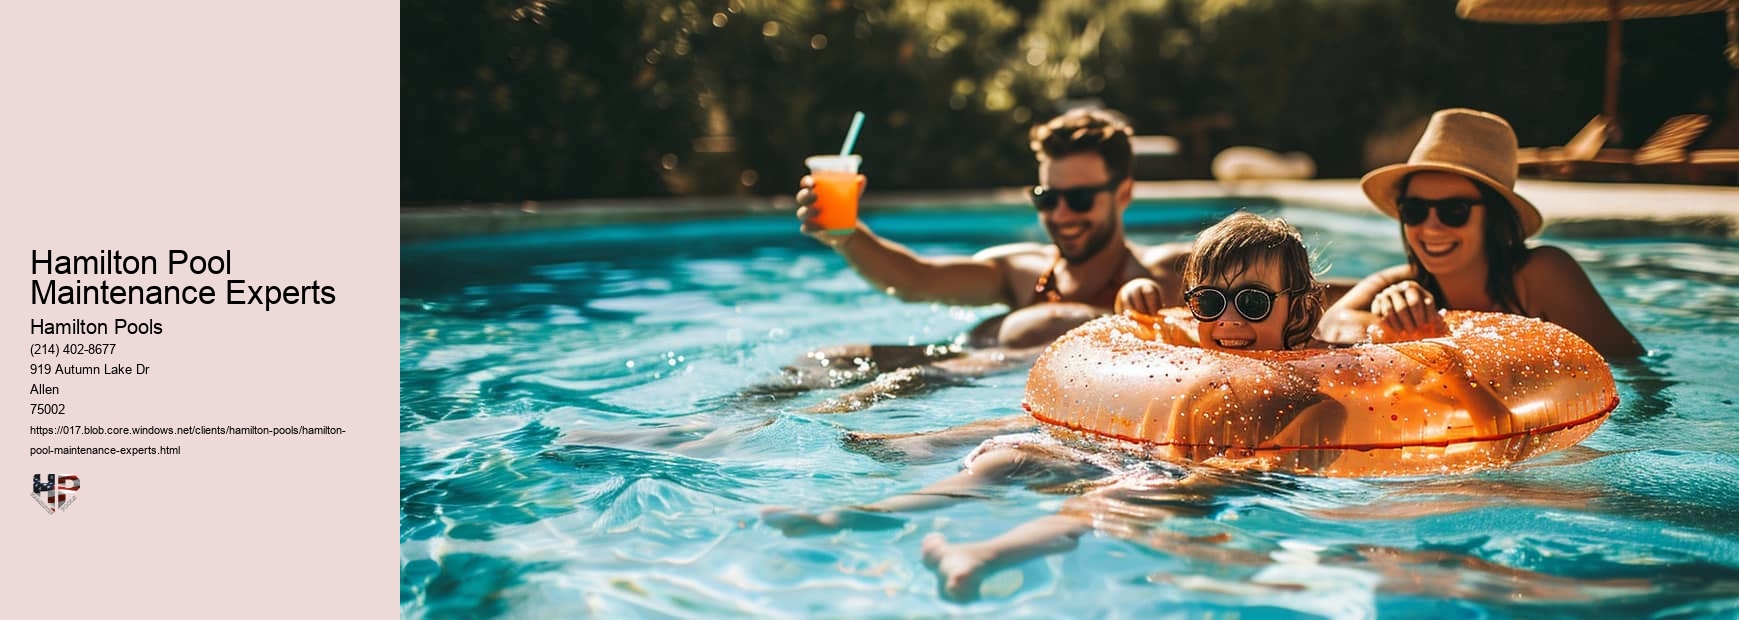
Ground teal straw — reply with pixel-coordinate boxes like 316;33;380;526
839;111;865;155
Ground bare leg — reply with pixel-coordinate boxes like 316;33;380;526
763;442;1094;536
920;468;1205;600
554;417;775;458
804;364;971;413
742;343;964;398
757;505;906;536
1350;546;1654;601
844;414;1038;462
805;348;1038;414
921;515;1092;601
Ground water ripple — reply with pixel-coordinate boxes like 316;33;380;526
402;210;1739;616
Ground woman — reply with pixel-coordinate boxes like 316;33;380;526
1323;108;1643;358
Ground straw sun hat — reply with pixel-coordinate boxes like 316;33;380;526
1360;108;1543;238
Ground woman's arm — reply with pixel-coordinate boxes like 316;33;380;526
1318;265;1426;341
1325;264;1414;314
1516;246;1644;358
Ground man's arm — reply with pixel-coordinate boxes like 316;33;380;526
797;178;1013;306
829;225;1013;305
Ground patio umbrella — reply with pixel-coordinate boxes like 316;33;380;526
1456;0;1739;125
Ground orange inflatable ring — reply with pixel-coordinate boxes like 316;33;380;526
1023;310;1618;476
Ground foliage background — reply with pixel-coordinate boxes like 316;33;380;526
401;0;1735;203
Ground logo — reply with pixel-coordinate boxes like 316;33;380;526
30;474;79;515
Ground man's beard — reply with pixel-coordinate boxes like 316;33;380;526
1054;221;1118;263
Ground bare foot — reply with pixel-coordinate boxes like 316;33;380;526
760;506;904;537
921;532;990;602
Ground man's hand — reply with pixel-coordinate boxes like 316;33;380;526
795;174;863;247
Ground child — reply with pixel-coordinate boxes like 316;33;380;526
917;211;1333;599
1117;210;1325;351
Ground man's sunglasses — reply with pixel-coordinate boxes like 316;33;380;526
1398;197;1480;228
1028;180;1120;213
1184;285;1290;322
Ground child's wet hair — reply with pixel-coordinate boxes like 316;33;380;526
1184;211;1324;349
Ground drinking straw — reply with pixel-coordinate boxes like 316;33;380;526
839;111;865;156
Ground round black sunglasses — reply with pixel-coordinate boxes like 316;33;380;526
1184;285;1291;322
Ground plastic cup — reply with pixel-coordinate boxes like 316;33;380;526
804;155;863;236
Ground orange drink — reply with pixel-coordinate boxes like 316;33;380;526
804;155;862;235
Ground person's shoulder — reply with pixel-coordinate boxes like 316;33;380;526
1521;245;1576;266
1514;245;1595;295
1517;245;1584;277
971;242;1050;262
1365;263;1416;283
1134;241;1191;270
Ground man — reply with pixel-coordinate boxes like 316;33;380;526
777;108;1191;413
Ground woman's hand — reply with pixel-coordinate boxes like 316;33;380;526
1370;280;1448;337
1115;278;1164;316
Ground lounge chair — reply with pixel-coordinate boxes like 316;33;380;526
1638;145;1739;186
1537;114;1713;182
1517;115;1612;174
1211;146;1315;182
1633;112;1738;185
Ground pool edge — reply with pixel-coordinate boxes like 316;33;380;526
401;179;1739;242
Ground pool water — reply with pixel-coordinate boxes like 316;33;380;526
401;201;1739;618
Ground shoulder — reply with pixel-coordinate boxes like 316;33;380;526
1134;241;1192;271
972;242;1050;262
1368;263;1416;283
1513;245;1596;309
1513;246;1593;294
1347;264;1416;291
1126;241;1191;300
1325;264;1416;314
1517;245;1580;275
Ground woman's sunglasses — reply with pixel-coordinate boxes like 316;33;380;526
1185;285;1287;322
1028;180;1120;213
1398;197;1479;228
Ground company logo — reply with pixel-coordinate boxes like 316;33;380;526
30;474;79;515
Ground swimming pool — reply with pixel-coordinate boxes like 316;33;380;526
400;200;1739;617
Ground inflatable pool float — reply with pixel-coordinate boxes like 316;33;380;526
1023;310;1617;476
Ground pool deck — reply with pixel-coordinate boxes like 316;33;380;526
401;179;1738;241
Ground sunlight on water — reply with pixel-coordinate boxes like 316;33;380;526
401;202;1739;617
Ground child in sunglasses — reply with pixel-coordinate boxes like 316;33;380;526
1116;211;1324;352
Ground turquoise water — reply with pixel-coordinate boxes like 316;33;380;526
401;201;1739;618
